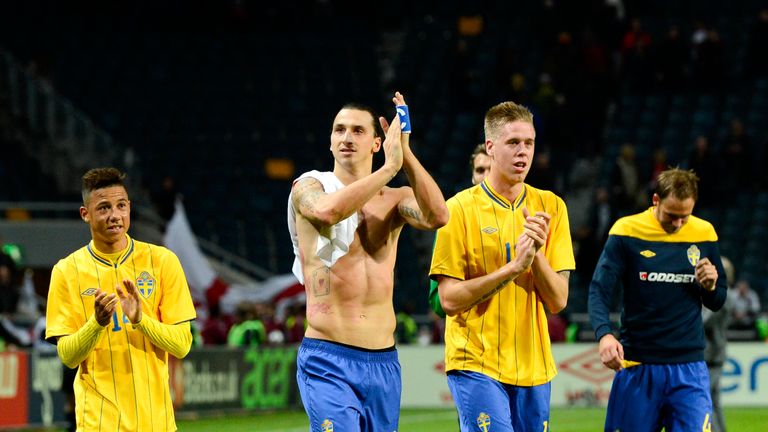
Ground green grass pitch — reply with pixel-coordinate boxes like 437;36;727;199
178;407;768;431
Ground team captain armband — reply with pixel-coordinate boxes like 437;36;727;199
396;105;412;133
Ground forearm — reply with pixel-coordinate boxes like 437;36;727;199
134;318;193;359
439;263;527;316
531;253;569;313
57;315;107;369
402;146;448;228
588;279;614;341
305;166;398;226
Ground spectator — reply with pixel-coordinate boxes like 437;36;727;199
693;29;726;93
200;303;232;345
703;256;735;432
227;302;266;348
721;119;752;197
731;280;761;330
395;303;418;344
656;24;689;92
612;143;643;215
687;135;717;207
526;149;559;193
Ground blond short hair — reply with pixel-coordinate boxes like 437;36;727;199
484;101;533;140
655;167;699;201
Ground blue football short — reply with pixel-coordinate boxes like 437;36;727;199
296;337;401;432
447;370;551;432
604;361;712;432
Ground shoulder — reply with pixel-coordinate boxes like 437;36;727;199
524;184;567;213
608;212;646;237
684;215;718;242
448;185;480;208
134;240;181;263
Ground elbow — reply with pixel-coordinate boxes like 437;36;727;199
432;206;450;229
314;207;345;227
174;334;194;359
441;298;464;317
548;297;568;314
425;205;450;230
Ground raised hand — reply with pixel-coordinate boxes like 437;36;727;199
116;279;144;324
93;289;118;326
392;91;411;147
522;207;550;252
695;258;718;291
378;114;403;176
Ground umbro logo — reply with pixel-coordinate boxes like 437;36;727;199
81;288;98;296
481;227;498;234
639;250;656;258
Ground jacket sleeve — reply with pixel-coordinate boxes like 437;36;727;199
588;235;625;341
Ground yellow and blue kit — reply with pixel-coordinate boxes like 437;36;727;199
588;207;727;432
46;236;196;432
430;180;575;386
588;207;727;363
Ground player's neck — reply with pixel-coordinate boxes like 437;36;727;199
486;174;525;203
92;236;129;255
333;162;372;185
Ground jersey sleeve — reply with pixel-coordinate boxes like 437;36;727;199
588;234;626;341
45;260;84;341
157;248;197;325
429;198;467;281
545;195;575;272
701;241;727;312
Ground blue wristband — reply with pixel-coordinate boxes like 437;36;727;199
396;105;412;133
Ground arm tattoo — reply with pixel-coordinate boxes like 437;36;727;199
293;179;324;214
469;277;512;308
311;267;331;297
400;204;423;222
558;270;570;281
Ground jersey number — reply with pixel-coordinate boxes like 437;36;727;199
111;312;129;332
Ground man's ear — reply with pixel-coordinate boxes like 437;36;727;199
372;136;382;153
485;139;494;157
652;194;660;206
80;206;89;223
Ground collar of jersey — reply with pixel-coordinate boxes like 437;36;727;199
480;179;527;210
87;236;135;268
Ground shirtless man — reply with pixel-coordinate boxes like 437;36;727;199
287;92;448;431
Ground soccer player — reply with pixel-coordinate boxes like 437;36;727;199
430;101;574;432
429;143;491;318
470;143;491;186
46;167;196;432
288;91;448;431
588;167;727;432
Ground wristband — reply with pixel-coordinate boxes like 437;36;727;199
396;105;412;133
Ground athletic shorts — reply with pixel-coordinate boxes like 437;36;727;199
605;361;712;432
447;370;551;432
296;337;401;432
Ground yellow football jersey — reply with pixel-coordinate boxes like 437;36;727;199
46;235;196;431
430;181;575;386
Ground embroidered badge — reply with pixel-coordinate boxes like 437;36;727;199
321;419;334;432
481;227;498;235
476;412;491;432
687;245;701;267
136;271;155;298
81;288;98;296
639;250;656;258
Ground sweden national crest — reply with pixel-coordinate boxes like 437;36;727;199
476;412;491;431
321;419;334;432
686;245;701;266
136;271;155;298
